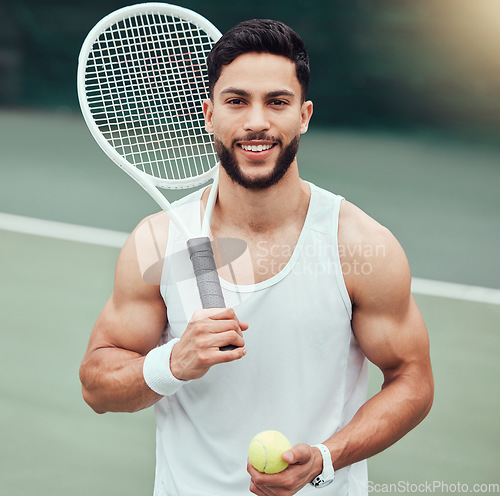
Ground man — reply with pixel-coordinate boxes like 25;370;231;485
80;19;433;495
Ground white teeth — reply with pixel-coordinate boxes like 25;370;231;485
241;144;273;152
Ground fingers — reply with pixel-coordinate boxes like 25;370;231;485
191;307;249;331
190;307;234;321
188;320;246;354
191;308;247;344
215;343;247;362
212;313;249;332
195;316;245;343
171;307;248;380
281;450;295;465
284;444;312;465
190;307;225;321
250;480;276;496
212;329;246;349
247;444;317;495
248;461;278;496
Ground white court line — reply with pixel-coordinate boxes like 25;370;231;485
1;212;500;306
411;278;500;306
0;212;128;248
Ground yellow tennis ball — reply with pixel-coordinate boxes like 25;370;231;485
248;430;292;474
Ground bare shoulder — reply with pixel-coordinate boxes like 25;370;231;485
338;200;400;255
338;200;411;308
89;211;170;355
118;211;170;288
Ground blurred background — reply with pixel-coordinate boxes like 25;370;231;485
1;0;500;286
2;0;500;137
1;0;499;495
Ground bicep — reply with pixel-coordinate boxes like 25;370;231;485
349;230;431;381
353;293;430;380
85;225;168;359
88;290;166;357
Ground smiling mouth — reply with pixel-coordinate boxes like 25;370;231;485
237;142;277;153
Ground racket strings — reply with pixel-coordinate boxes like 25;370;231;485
85;12;218;183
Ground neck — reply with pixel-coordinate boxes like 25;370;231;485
212;163;310;235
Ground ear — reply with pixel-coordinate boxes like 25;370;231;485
203;99;214;134
300;100;313;134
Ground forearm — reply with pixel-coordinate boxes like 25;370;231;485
325;371;433;470
80;347;162;414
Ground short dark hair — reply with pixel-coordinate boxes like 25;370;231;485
207;19;310;101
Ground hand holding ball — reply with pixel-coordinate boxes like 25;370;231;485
248;430;292;474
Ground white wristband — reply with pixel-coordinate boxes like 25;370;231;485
143;338;188;396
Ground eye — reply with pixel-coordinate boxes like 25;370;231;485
269;99;288;107
227;98;245;105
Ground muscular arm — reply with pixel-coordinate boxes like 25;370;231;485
79;214;168;414
325;201;434;469
249;201;434;495
80;213;247;414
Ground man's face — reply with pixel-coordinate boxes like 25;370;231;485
203;52;313;190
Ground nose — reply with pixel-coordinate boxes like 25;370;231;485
244;104;270;133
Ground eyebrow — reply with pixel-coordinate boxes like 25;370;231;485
219;87;296;99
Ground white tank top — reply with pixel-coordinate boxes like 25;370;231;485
155;182;369;496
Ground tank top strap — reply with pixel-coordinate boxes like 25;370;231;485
306;182;351;316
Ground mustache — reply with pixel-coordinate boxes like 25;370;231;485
231;134;283;147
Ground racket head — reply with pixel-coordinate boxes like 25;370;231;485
77;2;222;190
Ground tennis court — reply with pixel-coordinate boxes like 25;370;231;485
1;110;499;495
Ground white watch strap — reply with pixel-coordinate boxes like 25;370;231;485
310;444;335;488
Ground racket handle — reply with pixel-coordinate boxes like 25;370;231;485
187;237;225;308
187;237;236;351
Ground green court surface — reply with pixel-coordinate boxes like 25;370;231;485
0;231;155;496
1;229;499;495
1;110;499;494
1;110;500;288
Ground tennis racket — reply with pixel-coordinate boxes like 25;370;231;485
77;3;235;350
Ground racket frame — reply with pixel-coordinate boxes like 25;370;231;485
76;2;223;239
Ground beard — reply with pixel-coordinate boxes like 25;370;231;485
214;134;300;190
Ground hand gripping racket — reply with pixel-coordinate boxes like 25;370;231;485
77;3;235;349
